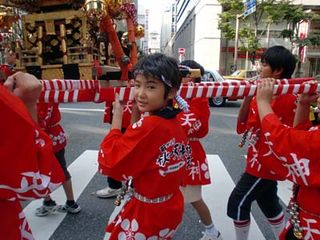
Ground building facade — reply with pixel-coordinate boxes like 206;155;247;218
170;0;320;76
173;0;222;71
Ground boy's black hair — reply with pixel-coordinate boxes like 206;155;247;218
261;45;296;78
180;59;205;83
133;53;181;98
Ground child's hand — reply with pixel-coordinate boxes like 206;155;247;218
112;93;124;116
298;80;319;106
256;78;275;104
4;72;42;107
111;93;124;130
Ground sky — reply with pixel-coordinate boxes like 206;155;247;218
138;0;174;33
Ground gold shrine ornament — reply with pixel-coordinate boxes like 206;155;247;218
84;0;108;19
135;25;144;38
105;0;123;18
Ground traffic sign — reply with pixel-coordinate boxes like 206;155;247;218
243;0;256;18
178;48;185;55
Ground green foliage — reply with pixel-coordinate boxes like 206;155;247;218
218;0;319;66
277;4;317;48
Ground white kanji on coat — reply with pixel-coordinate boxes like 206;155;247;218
285;153;310;186
264;132;310;186
123;100;133;114
180;113;196;127
188;161;201;181
302;218;320;240
248;128;259;153
247;128;262;171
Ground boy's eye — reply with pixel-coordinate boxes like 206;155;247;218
147;85;156;89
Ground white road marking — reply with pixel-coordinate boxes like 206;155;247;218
24;152;291;239
203;155;265;240
60;107;105;112
24;150;98;240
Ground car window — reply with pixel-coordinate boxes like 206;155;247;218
231;70;241;76
203;72;214;82
211;70;224;82
246;71;258;78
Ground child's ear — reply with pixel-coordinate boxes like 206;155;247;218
273;68;283;78
167;88;177;100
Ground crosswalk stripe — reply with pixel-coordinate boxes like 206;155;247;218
23;151;292;239
277;180;292;205
60;107;105;112
24;150;98;240
203;155;265;240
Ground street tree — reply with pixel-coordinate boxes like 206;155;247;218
264;3;318;76
218;0;318;75
218;0;283;64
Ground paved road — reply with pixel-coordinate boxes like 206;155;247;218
23;100;292;240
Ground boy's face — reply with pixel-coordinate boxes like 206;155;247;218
259;62;274;78
134;74;172;114
260;61;283;79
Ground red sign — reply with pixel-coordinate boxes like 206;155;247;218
178;48;185;55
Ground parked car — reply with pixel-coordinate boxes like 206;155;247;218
224;69;258;81
202;69;239;107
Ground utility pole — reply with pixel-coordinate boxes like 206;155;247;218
233;14;243;72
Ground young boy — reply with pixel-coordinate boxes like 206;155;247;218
98;53;191;239
35;103;81;216
227;46;297;240
179;60;223;240
256;78;320;240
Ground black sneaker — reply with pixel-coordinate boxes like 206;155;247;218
57;202;81;214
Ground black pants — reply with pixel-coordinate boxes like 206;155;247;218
227;172;283;221
107;177;122;189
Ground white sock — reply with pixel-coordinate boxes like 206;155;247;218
204;223;220;237
268;212;285;239
234;220;250;240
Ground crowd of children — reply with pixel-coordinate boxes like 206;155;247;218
1;46;320;240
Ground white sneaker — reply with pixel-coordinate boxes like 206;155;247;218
200;231;223;240
96;186;121;198
35;200;57;217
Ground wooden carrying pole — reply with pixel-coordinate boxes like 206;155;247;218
60;24;68;64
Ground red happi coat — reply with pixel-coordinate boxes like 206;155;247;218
37;103;67;152
0;86;64;240
0;64;14;81
261;113;320;240
237;95;297;179
178;98;211;186
98;114;191;239
104;100;133;129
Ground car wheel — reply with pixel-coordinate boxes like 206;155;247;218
209;97;226;107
